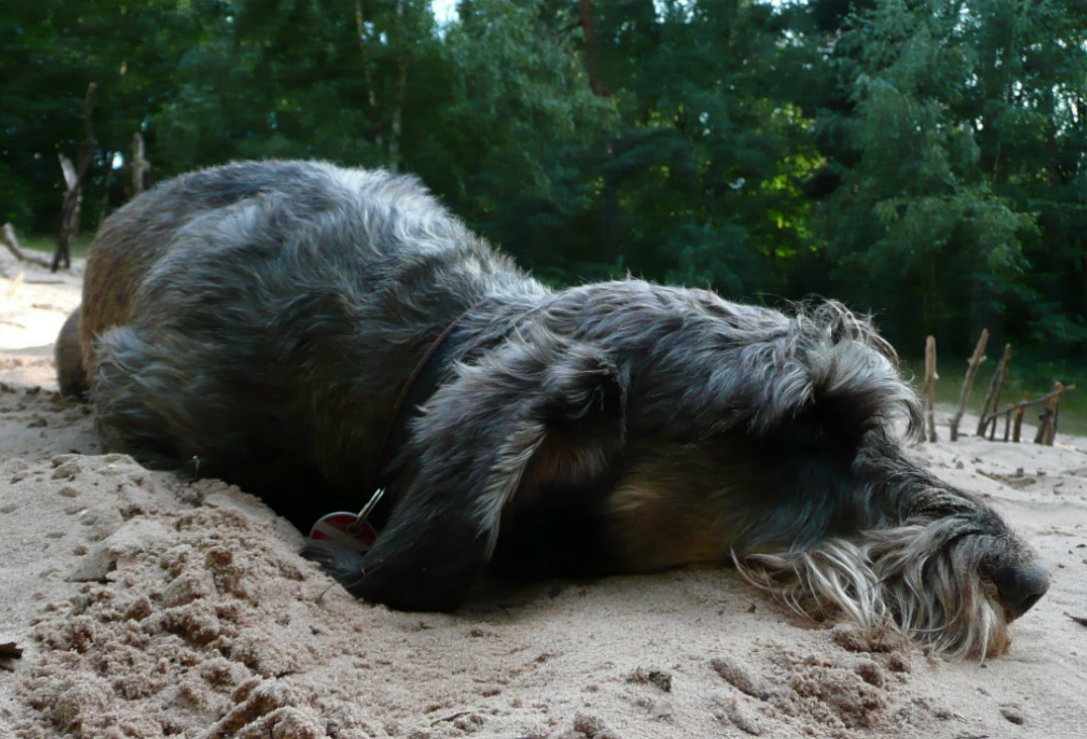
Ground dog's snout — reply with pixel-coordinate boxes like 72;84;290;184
991;561;1049;619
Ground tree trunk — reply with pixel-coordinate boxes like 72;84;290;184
54;82;98;272
578;0;609;98
2;223;51;269
388;0;408;170
55;153;82;272
131;132;150;196
575;1;623;265
354;0;383;149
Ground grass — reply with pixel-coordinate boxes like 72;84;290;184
17;233;93;261
903;354;1086;437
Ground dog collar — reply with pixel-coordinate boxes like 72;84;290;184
377;300;485;482
308;299;484;549
307;294;555;550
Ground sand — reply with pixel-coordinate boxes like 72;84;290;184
2;249;1086;738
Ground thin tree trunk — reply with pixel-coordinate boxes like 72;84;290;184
354;0;384;150
354;0;378;111
131;132;150;196
2;223;51;269
388;0;408;170
578;0;609;97
575;0;623;265
54;82;97;272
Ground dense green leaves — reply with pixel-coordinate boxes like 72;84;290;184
2;0;1085;357
809;0;1085;353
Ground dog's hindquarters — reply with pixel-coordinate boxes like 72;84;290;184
56;306;86;399
73;161;554;535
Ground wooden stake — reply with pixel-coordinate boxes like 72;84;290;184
950;329;988;440
1035;407;1051;445
923;336;938;442
1043;381;1064;446
1012;405;1025;442
978;343;1011;438
984;344;1012;439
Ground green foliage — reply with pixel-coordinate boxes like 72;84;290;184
2;0;1085;360
807;0;1084;354
421;0;619;279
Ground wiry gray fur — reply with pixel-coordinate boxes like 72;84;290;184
66;160;1048;657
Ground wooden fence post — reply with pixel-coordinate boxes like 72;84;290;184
994;344;1013;438
1037;381;1065;446
923;336;938;442
979;343;1012;439
950;329;988;441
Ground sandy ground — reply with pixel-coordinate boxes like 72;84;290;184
1;249;1086;738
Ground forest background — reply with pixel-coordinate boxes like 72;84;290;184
3;0;1085;388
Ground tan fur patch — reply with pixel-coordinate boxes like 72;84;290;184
604;473;735;573
78;209;180;375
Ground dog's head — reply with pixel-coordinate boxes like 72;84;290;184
411;289;921;566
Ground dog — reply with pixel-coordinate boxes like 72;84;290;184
56;160;1049;658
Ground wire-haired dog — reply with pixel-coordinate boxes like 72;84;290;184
57;161;1048;659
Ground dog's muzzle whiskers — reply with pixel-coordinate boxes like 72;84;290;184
735;521;1013;660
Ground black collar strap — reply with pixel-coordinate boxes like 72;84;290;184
373;300;484;490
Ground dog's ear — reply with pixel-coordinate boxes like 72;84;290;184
323;336;626;611
474;339;627;550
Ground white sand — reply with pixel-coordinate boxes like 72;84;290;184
2;250;1086;738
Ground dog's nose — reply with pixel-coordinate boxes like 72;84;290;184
991;561;1049;619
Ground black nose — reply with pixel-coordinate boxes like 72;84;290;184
991;561;1049;619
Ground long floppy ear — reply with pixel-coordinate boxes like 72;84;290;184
313;333;626;611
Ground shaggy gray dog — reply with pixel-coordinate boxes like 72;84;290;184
57;160;1049;658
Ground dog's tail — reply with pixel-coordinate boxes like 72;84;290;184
740;300;921;441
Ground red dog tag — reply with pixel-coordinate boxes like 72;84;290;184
309;512;378;554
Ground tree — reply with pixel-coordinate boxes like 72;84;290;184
153;0;446;172
811;0;1037;347
426;0;618;281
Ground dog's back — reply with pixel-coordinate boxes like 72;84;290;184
70;161;506;367
61;161;538;524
